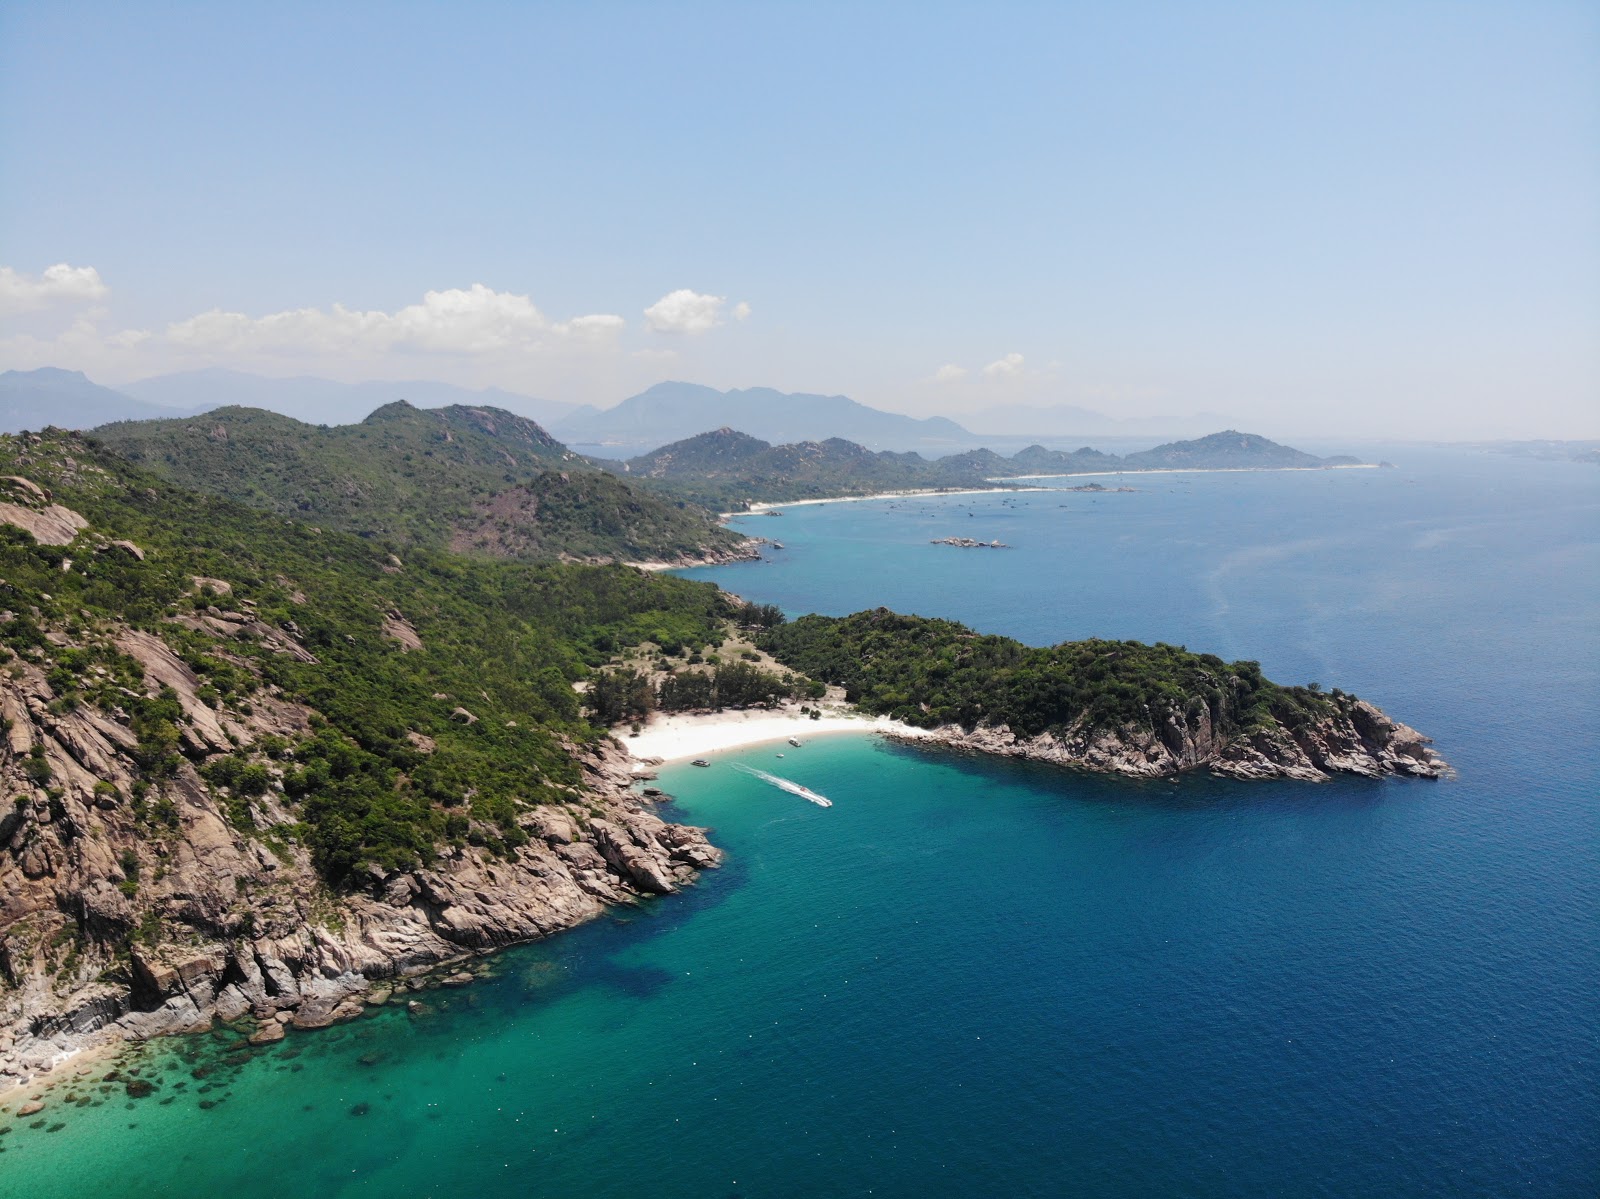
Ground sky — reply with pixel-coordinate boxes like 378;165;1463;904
1;0;1596;439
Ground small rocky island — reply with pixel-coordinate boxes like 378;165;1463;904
932;537;1011;548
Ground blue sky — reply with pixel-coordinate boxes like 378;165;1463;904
2;1;1596;437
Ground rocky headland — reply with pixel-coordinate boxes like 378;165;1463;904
0;622;720;1091
760;610;1448;785
887;697;1446;782
0;462;727;1094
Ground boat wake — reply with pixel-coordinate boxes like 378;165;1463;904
731;764;833;807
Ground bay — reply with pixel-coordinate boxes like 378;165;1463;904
6;447;1595;1197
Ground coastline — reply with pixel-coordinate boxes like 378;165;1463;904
0;736;723;1098
624;703;933;766
623;541;765;572
722;465;1380;517
0;1036;127;1106
621;695;1446;783
986;463;1382;482
736;486;1050;515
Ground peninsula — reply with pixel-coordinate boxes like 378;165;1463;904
759;610;1447;782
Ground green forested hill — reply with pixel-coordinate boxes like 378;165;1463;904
0;430;738;882
615;427;964;507
760;609;1337;739
92;402;743;562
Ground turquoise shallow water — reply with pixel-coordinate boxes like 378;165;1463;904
3;448;1596;1196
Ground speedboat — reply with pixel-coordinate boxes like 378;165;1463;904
787;737;803;747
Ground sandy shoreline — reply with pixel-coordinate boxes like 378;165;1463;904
722;465;1380;517
623;703;932;767
0;1035;128;1105
986;463;1382;482
735;486;1049;516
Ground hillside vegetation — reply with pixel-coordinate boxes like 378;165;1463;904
0;430;737;884
93;402;745;563
760;609;1335;739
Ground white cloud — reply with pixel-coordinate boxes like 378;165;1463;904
0;263;110;317
983;352;1026;378
934;363;968;382
644;289;733;335
732;301;752;321
163;284;624;356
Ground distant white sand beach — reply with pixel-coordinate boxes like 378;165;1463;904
738;486;1050;515
722;465;1382;518
988;463;1382;482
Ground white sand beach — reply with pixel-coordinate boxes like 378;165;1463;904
738;486;1051;515
623;704;931;767
725;466;1380;518
986;463;1382;482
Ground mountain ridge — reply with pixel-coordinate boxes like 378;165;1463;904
0;367;210;433
551;380;974;453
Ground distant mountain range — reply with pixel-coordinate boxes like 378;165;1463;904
3;369;975;452
550;381;973;454
5;367;1356;473
0;367;207;431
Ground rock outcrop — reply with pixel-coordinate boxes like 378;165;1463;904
0;499;89;546
891;698;1446;781
0;624;720;1093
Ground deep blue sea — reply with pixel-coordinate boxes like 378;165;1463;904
4;449;1595;1197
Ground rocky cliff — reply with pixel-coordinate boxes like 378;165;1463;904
0;597;720;1093
892;696;1446;781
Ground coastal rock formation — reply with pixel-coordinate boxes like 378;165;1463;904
892;698;1446;782
0;636;720;1091
765;611;1448;785
620;539;765;570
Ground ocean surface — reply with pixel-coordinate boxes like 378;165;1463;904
5;448;1596;1197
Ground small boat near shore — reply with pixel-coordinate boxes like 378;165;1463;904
691;759;710;767
788;737;803;747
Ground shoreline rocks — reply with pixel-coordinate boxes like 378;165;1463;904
0;729;721;1095
886;699;1447;782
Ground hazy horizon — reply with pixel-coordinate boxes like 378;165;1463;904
2;2;1596;439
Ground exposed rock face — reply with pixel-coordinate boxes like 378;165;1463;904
618;540;765;570
381;608;423;652
0;500;89;546
892;698;1446;782
0;636;720;1093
